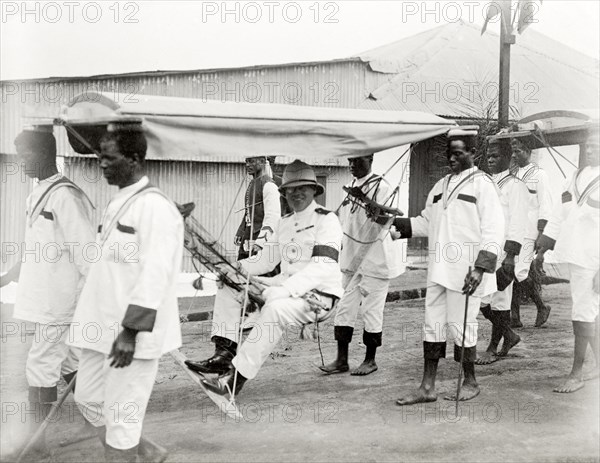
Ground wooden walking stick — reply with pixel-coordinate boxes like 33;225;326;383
16;374;77;463
455;266;472;418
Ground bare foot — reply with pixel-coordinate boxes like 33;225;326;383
396;387;437;406
444;383;480;402
553;376;585;393
319;360;349;375
351;360;378;376
498;333;521;357
534;305;551;327
59;420;97;447
510;318;523;329
475;351;498;365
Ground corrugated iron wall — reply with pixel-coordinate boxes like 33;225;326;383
59;157;351;273
0;60;382;271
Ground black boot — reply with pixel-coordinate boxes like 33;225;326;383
202;368;247;397
185;336;237;374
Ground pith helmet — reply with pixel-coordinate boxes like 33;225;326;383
279;160;324;196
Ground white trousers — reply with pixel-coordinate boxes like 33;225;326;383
424;283;480;347
230;294;332;380
481;281;514;312
26;323;79;389
514;238;535;282
334;272;389;333
568;264;600;323
73;348;159;450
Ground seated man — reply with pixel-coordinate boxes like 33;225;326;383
186;160;344;396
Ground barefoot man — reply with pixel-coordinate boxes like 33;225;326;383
537;130;599;393
0;126;95;458
476;137;529;365
392;128;504;405
320;154;403;376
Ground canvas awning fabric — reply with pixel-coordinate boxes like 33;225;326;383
55;92;456;161
490;109;599;148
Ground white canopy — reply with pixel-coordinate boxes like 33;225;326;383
56;92;455;161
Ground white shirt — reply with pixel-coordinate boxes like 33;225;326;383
408;167;505;296
13;174;95;324
69;176;184;359
544;166;599;270
514;163;555;239
339;173;404;279
492;170;529;261
242;200;344;298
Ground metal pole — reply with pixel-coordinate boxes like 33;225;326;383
498;2;515;129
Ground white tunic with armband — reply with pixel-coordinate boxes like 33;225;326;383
68;176;184;359
13;174;95;325
396;167;505;297
514;163;555;239
241;200;344;299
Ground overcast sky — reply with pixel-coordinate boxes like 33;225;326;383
1;0;598;80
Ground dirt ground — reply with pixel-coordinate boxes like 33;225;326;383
1;283;599;463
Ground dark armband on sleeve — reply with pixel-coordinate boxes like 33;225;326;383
503;240;522;256
392;218;412;238
312;245;339;262
474;250;497;274
537;219;548;232
122;304;157;332
537;234;556;251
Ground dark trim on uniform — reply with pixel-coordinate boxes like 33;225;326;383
423;341;446;360
537;234;556;251
117;222;136;234
562;191;573;203
261;226;274;234
312;245;339;262
454;344;477;363
315;208;331;215
29;385;58;403
363;330;382;348
432;193;442;204
457;194;477;204
393;218;412;239
572;320;595;337
504;240;522;256
334;325;354;343
537;219;548;232
98;224;103;233
474;250;497;273
40;210;54;221
122;304;157;332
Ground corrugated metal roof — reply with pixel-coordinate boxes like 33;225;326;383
354;21;599;118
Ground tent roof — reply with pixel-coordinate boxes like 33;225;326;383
56;92;455;161
353;21;599;118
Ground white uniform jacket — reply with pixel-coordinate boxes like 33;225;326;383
541;166;599;270
69;177;184;359
241;200;344;299
394;167;505;296
515;163;555;239
492;170;529;266
339;173;404;279
13;174;95;325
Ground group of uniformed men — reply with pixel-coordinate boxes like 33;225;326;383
2;122;598;462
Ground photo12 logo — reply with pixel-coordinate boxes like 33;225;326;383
200;1;339;24
1;2;140;24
